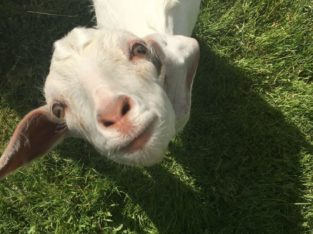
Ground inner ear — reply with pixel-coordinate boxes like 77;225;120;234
0;106;68;179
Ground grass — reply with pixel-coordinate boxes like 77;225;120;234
0;0;312;233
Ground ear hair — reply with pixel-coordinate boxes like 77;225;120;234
146;34;200;131
0;106;68;179
53;27;97;61
164;0;179;10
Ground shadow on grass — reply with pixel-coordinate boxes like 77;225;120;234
58;43;311;233
1;1;312;233
171;42;313;233
0;0;93;114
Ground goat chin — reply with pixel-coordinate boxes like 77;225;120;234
102;144;168;167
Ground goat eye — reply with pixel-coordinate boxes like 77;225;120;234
52;103;65;119
131;43;148;58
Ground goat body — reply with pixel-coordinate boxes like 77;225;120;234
93;0;201;36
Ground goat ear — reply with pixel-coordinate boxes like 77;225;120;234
0;106;67;179
145;34;200;131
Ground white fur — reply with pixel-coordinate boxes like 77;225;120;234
44;0;201;166
93;0;200;36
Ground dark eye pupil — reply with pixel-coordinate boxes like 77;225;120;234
55;108;61;118
133;44;147;56
52;103;65;119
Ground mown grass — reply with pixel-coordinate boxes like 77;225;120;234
0;0;312;233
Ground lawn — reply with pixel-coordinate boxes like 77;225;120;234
0;0;312;233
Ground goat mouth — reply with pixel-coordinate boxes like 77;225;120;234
120;119;156;153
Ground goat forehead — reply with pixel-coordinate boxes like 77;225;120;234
52;40;156;84
49;43;128;85
51;30;134;69
45;29;163;111
47;51;156;96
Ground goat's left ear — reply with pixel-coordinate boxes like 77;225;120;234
0;106;67;179
145;34;200;131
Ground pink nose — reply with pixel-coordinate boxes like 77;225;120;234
97;95;132;128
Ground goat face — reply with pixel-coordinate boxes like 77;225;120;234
0;27;199;177
45;28;177;166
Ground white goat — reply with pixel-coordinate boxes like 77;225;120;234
0;0;201;178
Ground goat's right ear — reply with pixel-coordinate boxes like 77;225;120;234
0;106;68;179
144;34;200;132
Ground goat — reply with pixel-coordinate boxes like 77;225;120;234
0;0;201;178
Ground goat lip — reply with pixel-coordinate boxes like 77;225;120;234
120;119;156;153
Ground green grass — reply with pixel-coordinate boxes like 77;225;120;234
0;0;313;233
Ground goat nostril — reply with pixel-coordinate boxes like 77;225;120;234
121;99;131;116
103;120;115;127
97;96;132;128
